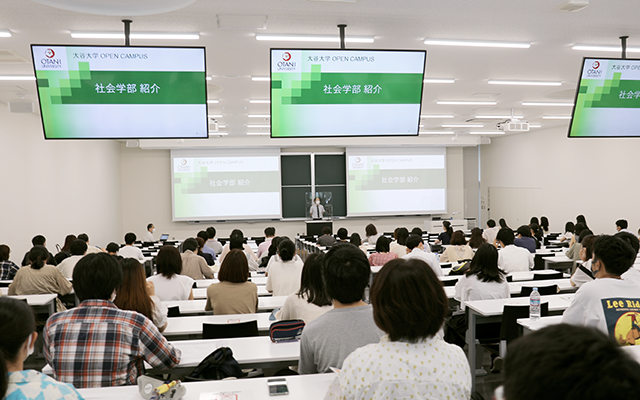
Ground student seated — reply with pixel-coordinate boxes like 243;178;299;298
205;226;223;255
44;253;180;388
439;230;474;263
218;229;258;265
56;239;87;280
276;253;333;323
180;238;214;280
615;231;640;286
496;228;534;273
482;219;500;245
349;233;368;256
265;239;303;296
402;234;441;276
117;232;144;261
566;228;593;261
316;226;336;247
557;221;575;242
502;324;640;400
0;244;19;280
324;257;471;400
105;242;120;255
389;227;409;257
205;249;258;315
336;227;349;242
195;237;215;266
53;234;76;264
513;225;536;254
540;216;550;236
434;221;453;245
562;235;640;343
77;234;101;254
467;227;486;249
299;244;384;374
364;223;381;246
367;236;398;267
616;218;633;234
196;230;216;261
257;226;276;259
0;297;84;400
147;246;194;301
21;235;57;267
569;234;596;287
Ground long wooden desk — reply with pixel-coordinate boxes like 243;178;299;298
2;293;58;317
194;276;267;288
192;286;270;299
163;296;286;314
444;278;576;299
162;313;274;339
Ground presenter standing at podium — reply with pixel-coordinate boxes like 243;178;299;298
310;197;325;219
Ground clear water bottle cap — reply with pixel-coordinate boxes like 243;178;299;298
533;287;538;291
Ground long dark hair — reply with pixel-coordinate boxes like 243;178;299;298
114;258;153;321
0;297;36;398
468;228;485;249
442;221;453;237
297;253;332;307
540;216;549;232
499;218;509;229
60;234;77;253
465;243;505;283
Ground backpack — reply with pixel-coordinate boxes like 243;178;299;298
269;319;305;342
185;347;243;381
448;260;472;275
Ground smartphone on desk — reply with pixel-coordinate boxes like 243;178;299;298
267;378;289;396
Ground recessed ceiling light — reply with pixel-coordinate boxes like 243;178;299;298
424;38;531;49
250;99;270;104
255;34;374;43
252;76;270;82
542;116;572;119
0;30;11;38
421;115;454;118
248;115;270;118
247;124;270;128
70;32;200;40
522;102;574;106
217;125;226;128
475;115;524;119
207;100;219;103
208;114;223;118
419;131;455;135
469;131;505;135
572;44;640;53
529;124;542;128
442;124;484;128
488;80;562;86
210;132;229;136
423;78;455;84
246;132;270;136
0;76;35;80
437;101;498;105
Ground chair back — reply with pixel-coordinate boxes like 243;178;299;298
203;320;259;339
442;279;457;287
499;302;549;344
533;272;563;280
167;306;180;318
520;285;558;297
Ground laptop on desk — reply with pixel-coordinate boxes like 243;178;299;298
160;234;169;241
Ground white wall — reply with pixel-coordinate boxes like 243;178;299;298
481;125;639;235
0;106;122;263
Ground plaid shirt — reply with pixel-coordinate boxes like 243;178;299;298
43;300;180;388
0;260;19;280
368;252;398;267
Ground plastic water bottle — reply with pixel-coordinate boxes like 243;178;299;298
530;287;541;321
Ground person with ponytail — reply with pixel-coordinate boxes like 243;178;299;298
265;238;304;296
435;221;454;245
0;297;84;400
8;246;72;312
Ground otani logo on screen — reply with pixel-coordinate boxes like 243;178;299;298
276;52;296;71
592;61;600;69
175;158;193;173
350;157;366;170
39;48;62;69
282;52;291;61
45;49;55;58
586;60;603;78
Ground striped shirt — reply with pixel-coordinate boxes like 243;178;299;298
43;300;180;388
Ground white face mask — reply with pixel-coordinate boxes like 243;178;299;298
152;228;156;233
315;200;320;205
25;335;34;360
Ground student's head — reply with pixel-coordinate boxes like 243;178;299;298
576;214;587;226
321;226;332;236
529;223;541;238
529;216;539;226
405;234;423;250
375;236;391;253
396;227;410;246
579;235;596;262
72;253;123;302
578;229;593;243
499;218;508;229
324;243;370;304
147;223;154;232
314;197;321;203
616;219;628;231
77;233;89;243
573;223;586;239
337;227;348;240
591;235;635;277
206;226;217;239
230;229;244;240
196;230;209;242
371;258;447;343
267;236;282;258
70;239;88;256
466;243;503;283
468;227;485;249
61;234;77;252
182;237;198;252
229;229;245;250
442;221;452;235
31;235;46;247
28;246;49;270
349;232;362;246
264;227;276;237
277;239;296;262
450;230;467;245
365;223;378;237
497;227;514;246
564;221;575;233
504;324;640;400
516;225;531;238
411;227;423;236
0;245;10;262
540;216;549;229
297;253;332;307
614;231;640;258
114;258;151;319
156;245;182;279
124;232;136;245
106;242;120;255
195;237;206;252
486;219;496;228
0;297;37;398
218;249;249;283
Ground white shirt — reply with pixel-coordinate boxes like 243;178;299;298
56;255;83;280
143;230;155;242
558;231;574;241
266;258;304;296
402;248;442;276
482;226;500;245
562;277;640;339
147;274;194;301
206;239;223;255
310;203;326;218
622;267;640;285
570;260;594;288
150;295;168;329
117;245;145;261
498;244;534;273
219;243;258;264
84;245;102;254
276;292;333;324
454;274;510;310
389;242;407;258
324;335;471;400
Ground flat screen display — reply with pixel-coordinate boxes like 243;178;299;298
31;45;208;139
171;149;282;221
270;49;426;138
569;57;640;137
346;148;447;217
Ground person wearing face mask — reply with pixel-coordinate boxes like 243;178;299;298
143;223;155;243
0;297;85;400
309;197;325;219
43;253;181;388
402;234;441;276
